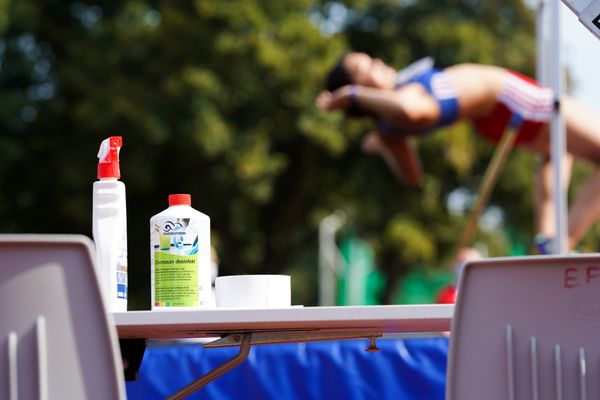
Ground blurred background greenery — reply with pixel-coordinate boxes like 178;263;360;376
1;0;597;309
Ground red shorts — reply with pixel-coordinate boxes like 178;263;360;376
472;70;554;145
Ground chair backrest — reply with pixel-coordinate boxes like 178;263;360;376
0;234;126;400
446;255;600;400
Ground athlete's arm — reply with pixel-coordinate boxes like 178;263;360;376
380;134;423;187
316;84;439;129
362;131;423;187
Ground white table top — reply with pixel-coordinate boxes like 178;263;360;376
114;304;454;340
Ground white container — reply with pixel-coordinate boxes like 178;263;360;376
150;194;211;309
215;275;291;308
92;136;128;312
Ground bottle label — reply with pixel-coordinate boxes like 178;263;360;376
152;218;200;307
117;227;128;299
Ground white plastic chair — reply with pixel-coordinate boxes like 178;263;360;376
447;255;600;400
0;234;126;399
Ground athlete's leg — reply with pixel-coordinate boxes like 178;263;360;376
561;97;600;247
534;153;573;249
566;170;600;248
524;96;600;249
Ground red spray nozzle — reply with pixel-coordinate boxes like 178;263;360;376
97;136;123;179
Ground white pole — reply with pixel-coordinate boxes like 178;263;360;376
535;0;548;86
318;212;345;306
537;0;549;85
550;0;569;253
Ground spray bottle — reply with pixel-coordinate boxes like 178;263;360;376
92;136;128;312
150;194;211;309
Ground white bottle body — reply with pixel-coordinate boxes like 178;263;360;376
150;205;211;310
92;179;128;312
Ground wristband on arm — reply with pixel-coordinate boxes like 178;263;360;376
346;84;367;117
349;84;358;107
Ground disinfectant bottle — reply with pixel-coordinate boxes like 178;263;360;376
150;194;211;310
92;136;128;312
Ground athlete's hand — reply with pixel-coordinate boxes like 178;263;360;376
315;85;354;111
315;90;333;109
361;131;381;155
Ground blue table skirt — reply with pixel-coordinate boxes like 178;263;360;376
126;337;449;400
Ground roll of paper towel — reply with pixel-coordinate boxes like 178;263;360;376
215;275;291;308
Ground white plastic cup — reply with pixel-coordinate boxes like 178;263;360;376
215;275;291;308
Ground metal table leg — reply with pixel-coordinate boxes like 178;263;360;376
166;333;252;400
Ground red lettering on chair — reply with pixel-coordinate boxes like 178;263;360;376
586;266;600;284
564;267;579;288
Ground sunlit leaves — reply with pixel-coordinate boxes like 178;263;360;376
384;215;436;265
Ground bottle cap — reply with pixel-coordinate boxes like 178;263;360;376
97;136;123;179
169;194;191;206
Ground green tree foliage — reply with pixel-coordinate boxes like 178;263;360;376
0;0;571;307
